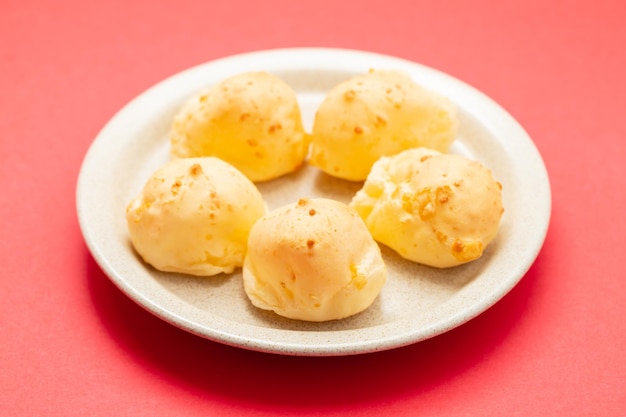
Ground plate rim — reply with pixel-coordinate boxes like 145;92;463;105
76;47;551;356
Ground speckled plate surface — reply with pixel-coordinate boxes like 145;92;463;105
76;48;551;356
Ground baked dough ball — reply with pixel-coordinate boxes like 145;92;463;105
126;157;267;276
309;69;458;181
243;198;386;322
350;148;503;268
170;72;309;182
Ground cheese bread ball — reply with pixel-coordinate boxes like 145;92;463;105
350;148;503;268
170;72;309;182
243;198;386;322
126;157;267;276
309;69;458;181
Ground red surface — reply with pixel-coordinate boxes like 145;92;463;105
2;0;625;415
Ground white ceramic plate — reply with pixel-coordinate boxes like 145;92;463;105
76;48;551;356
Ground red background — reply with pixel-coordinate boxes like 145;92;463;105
2;0;625;415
